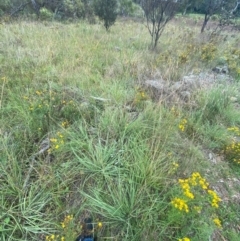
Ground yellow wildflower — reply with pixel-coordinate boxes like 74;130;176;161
179;237;191;241
213;217;222;228
171;198;189;213
97;222;103;228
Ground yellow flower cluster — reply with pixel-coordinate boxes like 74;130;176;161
208;190;221;208
188;172;209;190
227;126;240;136
178;237;190;241
172;172;221;213
179;119;187;132
213;217;222;228
46;234;56;241
49;132;64;151
179;179;194;199
225;141;240;164
61;214;73;229
172;162;179;170
178;44;196;64
170;106;180;117
134;89;148;105
201;43;217;61
225;127;240;164
45;215;75;241
61;120;69;128
24;88;77;113
35;90;43;96
178;52;188;64
97;222;103;228
224;48;240;77
45;235;65;241
171;198;189;213
179;172;209;200
25;89;49;111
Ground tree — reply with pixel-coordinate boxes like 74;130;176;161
195;0;224;32
118;0;134;16
141;0;180;49
192;0;240;32
0;0;29;16
218;0;240;30
94;0;118;31
179;0;198;15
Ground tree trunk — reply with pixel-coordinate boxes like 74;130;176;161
182;3;191;15
31;0;41;15
201;14;210;33
10;2;30;16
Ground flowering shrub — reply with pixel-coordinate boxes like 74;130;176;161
172;172;221;210
178;44;196;64
170;172;222;240
201;43;217;62
225;126;240;164
224;48;240;77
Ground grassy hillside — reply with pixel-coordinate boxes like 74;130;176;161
0;17;240;241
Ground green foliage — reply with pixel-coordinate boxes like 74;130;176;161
0;163;55;240
195;88;231;124
62;0;85;18
94;0;118;30
0;0;12;12
39;7;53;20
118;0;134;16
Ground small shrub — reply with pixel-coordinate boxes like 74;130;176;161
201;43;217;62
39;7;53;21
225;126;240;165
94;0;118;31
169;172;222;239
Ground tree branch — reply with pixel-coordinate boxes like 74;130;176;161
10;2;31;16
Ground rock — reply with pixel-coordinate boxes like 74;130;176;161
212;65;229;74
144;80;169;92
142;70;232;104
182;76;201;90
171;81;182;91
222;65;229;74
212;66;222;73
143;80;170;100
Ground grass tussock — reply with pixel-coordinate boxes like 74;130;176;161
0;17;240;241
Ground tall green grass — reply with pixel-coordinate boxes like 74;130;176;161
0;18;240;241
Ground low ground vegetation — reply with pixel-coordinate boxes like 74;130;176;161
0;16;240;241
